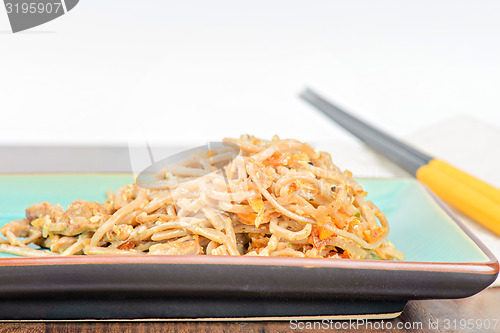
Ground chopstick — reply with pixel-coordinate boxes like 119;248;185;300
300;88;500;236
300;88;432;174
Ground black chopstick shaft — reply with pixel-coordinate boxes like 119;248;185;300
300;88;432;175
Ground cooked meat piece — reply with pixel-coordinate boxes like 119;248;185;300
26;202;63;222
104;224;133;242
49;235;78;253
148;238;203;255
57;200;110;236
0;219;31;238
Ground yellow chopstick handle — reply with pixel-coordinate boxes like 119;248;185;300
416;159;500;236
427;159;500;205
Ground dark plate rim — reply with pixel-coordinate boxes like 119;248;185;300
0;254;497;274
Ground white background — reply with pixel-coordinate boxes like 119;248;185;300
0;0;499;146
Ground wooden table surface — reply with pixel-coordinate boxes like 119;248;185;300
0;288;498;333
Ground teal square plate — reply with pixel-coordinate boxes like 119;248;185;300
0;173;498;321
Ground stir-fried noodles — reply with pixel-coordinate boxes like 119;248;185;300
0;135;404;260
